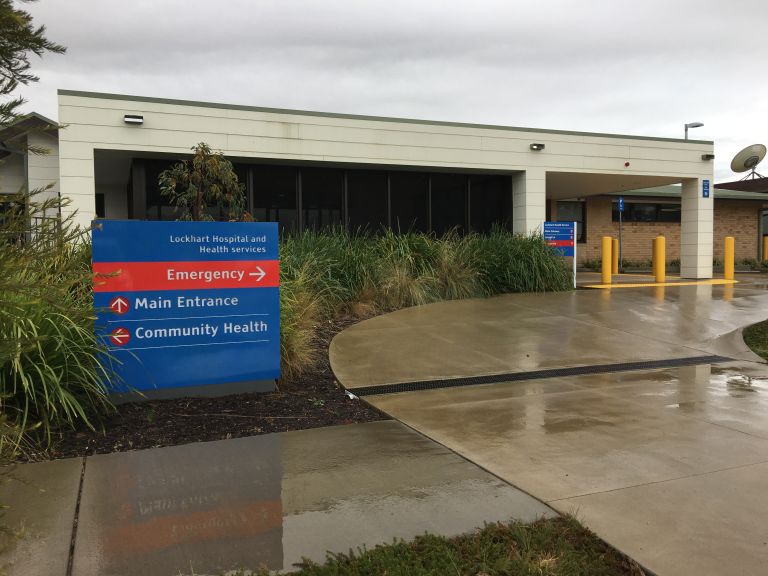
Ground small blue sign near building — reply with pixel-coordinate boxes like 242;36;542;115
543;221;576;257
92;220;280;397
618;196;625;212
703;179;710;198
544;221;577;288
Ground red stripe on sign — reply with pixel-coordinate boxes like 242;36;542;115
93;260;280;292
546;240;574;247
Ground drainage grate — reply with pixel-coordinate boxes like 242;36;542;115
352;355;732;396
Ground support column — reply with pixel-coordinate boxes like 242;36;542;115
58;142;96;230
680;177;714;279
512;168;546;235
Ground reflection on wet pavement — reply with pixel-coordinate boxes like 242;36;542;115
366;360;768;576
70;421;554;576
329;275;768;576
331;275;768;391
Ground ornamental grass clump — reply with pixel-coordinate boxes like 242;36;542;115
0;191;113;454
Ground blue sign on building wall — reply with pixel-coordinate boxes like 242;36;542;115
92;221;280;393
703;179;710;198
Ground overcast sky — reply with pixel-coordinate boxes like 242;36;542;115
18;0;768;181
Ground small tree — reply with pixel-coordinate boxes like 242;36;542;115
0;0;65;128
158;142;247;221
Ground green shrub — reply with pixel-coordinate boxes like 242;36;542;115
0;192;113;453
739;258;761;270
469;229;572;294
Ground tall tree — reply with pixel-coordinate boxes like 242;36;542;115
158;142;247;221
0;0;65;128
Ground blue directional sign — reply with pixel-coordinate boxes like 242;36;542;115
618;197;625;212
703;179;710;198
92;220;280;393
543;221;576;257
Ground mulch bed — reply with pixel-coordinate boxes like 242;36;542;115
34;316;385;461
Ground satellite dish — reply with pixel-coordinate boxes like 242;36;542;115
730;144;766;178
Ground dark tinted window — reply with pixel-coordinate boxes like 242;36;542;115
470;175;512;233
95;193;105;218
143;159;176;220
613;201;680;223
431;173;467;235
390;172;429;233
556;201;586;243
252;166;298;233
302;168;343;231
347;170;388;234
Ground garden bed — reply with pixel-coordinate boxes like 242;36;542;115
30;316;385;462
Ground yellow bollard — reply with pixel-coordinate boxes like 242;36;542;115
612;238;619;275
601;236;612;285
652;237;658;279
724;236;735;280
654;236;666;283
762;236;768;263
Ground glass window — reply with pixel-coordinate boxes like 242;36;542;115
301;168;343;231
253;166;298;233
143;159;176;220
470;175;512;233
431;173;467;235
390;172;429;233
347;170;388;234
658;204;681;222
613;201;680;223
95;194;105;218
556;201;586;243
234;163;251;215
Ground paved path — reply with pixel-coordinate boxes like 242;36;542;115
0;421;552;576
331;276;768;575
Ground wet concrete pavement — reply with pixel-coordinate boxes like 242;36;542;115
331;278;768;390
1;421;553;576
330;276;768;575
0;458;83;576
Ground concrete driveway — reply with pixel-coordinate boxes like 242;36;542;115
330;276;768;575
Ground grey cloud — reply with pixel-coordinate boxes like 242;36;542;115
17;0;768;181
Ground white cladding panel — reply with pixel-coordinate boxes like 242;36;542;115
57;91;715;277
0;151;25;194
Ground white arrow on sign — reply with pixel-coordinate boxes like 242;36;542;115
248;266;266;282
110;296;129;314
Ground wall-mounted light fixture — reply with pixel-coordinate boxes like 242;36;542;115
124;114;144;125
530;143;545;151
701;153;715;161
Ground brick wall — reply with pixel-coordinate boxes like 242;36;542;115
575;197;762;264
713;200;760;261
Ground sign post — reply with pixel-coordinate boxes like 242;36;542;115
92;220;280;399
543;221;577;288
617;196;624;272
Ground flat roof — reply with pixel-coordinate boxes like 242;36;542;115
58;89;713;145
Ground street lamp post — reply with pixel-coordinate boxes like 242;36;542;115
685;122;704;140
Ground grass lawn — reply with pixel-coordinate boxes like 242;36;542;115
247;517;647;576
743;320;768;360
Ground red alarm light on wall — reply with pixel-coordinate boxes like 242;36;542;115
624;161;630;167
